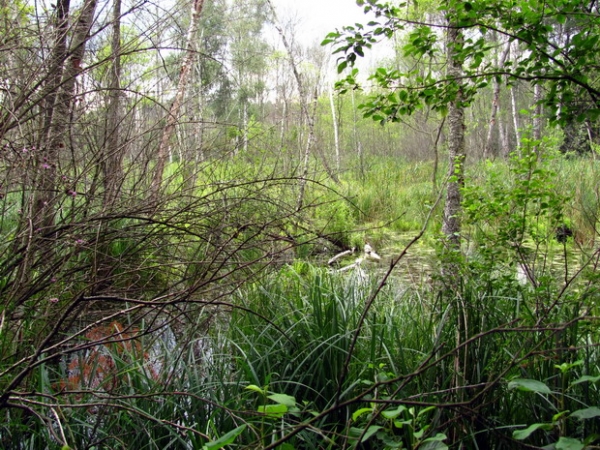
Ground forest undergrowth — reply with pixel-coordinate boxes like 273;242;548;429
1;151;600;449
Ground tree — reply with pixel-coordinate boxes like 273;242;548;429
228;0;270;154
266;0;321;210
325;0;600;245
30;0;98;242
102;0;123;209
441;7;466;250
149;0;206;206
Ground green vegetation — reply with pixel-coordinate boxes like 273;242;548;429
3;0;600;447
2;150;600;449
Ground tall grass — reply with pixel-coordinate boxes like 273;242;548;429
3;152;600;448
3;251;599;449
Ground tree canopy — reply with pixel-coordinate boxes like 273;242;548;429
325;0;600;126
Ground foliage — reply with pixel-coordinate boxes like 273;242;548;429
463;144;568;250
325;0;600;127
2;0;600;448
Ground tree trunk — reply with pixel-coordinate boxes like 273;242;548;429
242;101;249;153
441;23;465;250
102;0;123;209
329;86;340;172
92;0;123;293
266;0;326;210
509;42;521;152
444;13;468;439
484;36;510;159
34;0;98;232
532;82;543;158
40;0;71;146
499;115;510;157
149;0;206;207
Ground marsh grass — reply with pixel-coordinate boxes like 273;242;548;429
2;251;599;449
222;253;600;448
3;153;600;449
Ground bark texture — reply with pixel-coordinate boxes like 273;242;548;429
484;36;510;159
34;0;98;231
441;24;465;250
102;0;123;209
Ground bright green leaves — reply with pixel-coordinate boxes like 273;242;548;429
463;146;569;250
570;407;600;420
572;374;600;385
323;23;378;74
509;363;600;447
350;403;447;449
508;378;552;394
513;422;553;440
326;0;600;127
322;1;405;75
246;384;301;419
404;26;438;59
324;1;493;124
493;0;600;124
202;425;247;450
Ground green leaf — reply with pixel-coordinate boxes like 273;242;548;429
417;406;437;418
508;378;551;394
421;433;449;449
572;374;600;385
555;436;584;450
258;403;288;418
267;393;296;407
348;425;383;442
513;423;552;440
203;425;246;450
423;432;447;442
352;407;374;421
381;405;407;419
571;407;600;420
552;411;570;422
245;384;265;395
555;360;582;374
419;443;447;450
361;425;383;442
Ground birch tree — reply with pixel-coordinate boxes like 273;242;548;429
266;0;318;210
327;0;600;245
149;0;206;206
483;35;510;159
441;14;465;249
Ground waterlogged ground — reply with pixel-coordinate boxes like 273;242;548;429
319;232;437;290
319;229;592;294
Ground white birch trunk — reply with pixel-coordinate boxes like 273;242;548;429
266;0;317;210
149;0;206;206
442;23;465;250
510;42;521;151
484;37;510;159
329;86;340;172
